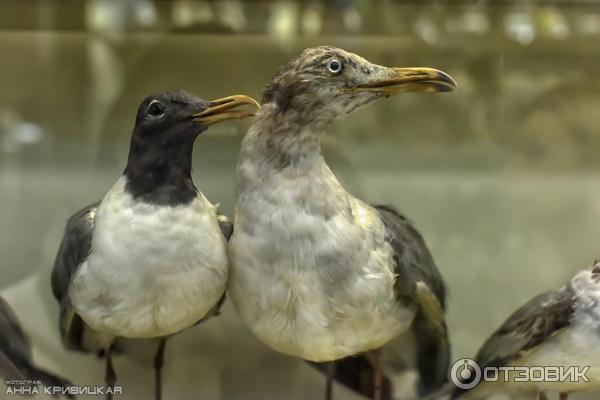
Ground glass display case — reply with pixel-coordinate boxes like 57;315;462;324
1;1;599;399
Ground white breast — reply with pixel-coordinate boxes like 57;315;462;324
229;147;414;362
69;177;229;339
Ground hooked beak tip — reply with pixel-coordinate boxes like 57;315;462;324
350;66;458;95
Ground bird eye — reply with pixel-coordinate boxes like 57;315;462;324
147;100;165;117
327;59;343;74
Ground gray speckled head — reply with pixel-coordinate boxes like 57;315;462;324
260;46;457;129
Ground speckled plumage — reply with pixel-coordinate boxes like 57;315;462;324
231;135;414;360
228;46;452;398
453;262;600;399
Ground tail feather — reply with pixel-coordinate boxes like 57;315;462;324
414;313;451;396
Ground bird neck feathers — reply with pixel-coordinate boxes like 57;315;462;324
122;137;197;206
243;103;330;168
570;270;600;323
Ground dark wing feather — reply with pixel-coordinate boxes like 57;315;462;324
451;287;575;399
311;357;393;400
311;206;448;398
212;212;233;316
0;296;31;378
374;205;450;396
217;213;234;241
375;205;446;306
475;287;574;368
0;297;73;397
50;202;99;352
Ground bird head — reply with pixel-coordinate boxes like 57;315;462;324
261;46;456;128
125;90;259;191
132;90;260;144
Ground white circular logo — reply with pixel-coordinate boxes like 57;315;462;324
450;358;482;390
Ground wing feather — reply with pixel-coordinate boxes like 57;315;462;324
374;205;450;396
0;297;73;397
50;202;100;352
451;287;575;399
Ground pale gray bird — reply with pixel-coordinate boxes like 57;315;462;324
51;90;259;400
452;261;600;400
228;46;457;400
0;296;73;398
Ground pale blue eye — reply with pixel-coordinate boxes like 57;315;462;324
327;59;342;74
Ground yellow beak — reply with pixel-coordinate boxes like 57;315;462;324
193;95;261;126
348;67;457;95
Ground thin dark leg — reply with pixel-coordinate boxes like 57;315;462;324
154;338;168;400
559;393;569;400
372;349;382;400
538;393;548;400
324;361;335;400
105;345;116;400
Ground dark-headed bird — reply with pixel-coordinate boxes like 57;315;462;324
51;90;259;400
452;261;600;400
0;296;73;398
228;46;457;400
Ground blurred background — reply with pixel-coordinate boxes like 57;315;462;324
1;0;600;399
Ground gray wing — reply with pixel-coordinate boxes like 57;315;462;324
50;202;101;353
0;297;73;397
374;205;450;396
451;287;575;399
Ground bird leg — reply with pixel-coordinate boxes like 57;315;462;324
559;393;569;400
372;349;382;400
154;338;168;400
324;361;335;400
104;345;116;400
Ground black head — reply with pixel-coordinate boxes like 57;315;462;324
124;90;259;205
132;90;209;145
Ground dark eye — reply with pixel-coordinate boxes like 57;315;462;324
147;100;165;117
327;59;343;74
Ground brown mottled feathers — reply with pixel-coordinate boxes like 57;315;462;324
451;287;575;398
475;288;575;369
